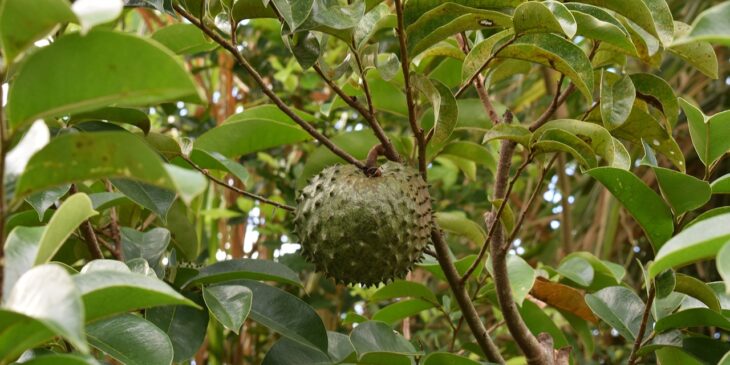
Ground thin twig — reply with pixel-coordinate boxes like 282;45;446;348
70;184;104;260
529;75;570;132
456;33;502;123
312;64;399;161
104;179;123;258
628;285;656;365
507;156;558;244
393;0;426;176
173;4;365;169
182;156;295;211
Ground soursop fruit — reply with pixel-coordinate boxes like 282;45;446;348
294;162;432;286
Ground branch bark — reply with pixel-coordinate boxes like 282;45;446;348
627;285;656;365
69;185;104;260
173;4;365;170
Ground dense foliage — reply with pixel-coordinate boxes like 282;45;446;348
0;0;729;364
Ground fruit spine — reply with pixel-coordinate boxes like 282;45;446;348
294;162;432;286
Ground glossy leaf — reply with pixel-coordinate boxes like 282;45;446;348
712;174;730;194
26;185;71;221
655;307;730;333
630;73;680;128
650;213;730;278
190;149;250;183
371;280;438;303
0;0;76;63
652;167;710;215
111;179;175;221
566;3;636;55
184;259;301;287
600;72;635;129
195;118;311;158
350;321;419;357
151;23;217;54
262;338;332;365
120;227;170;269
5;264;87;352
435;211;486;245
532;120;631;169
513;1;576;38
585;286;647;341
146;293;209;362
532;128;597;169
668;21;719;79
372;299;435;324
36;193;98;265
461;29;514;82
243;280;328;353
588;167;674;250
203;284;253;334
674;273;721;312
483;123;531;147
557;256;594;287
680;98;730;167
69;107;151;134
519;299;569;348
6;30;204;130
579;0;671;45
165;200;201;260
486;254;536;305
674;2;730;46
412;76;458;146
87;314;173;365
74;269;196;321
2;226;44;298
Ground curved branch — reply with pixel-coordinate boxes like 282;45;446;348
173;4;365;169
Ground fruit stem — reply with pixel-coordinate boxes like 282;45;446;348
364;144;386;177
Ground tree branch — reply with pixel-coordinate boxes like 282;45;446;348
393;0;426;176
69;185;104;260
456;33;502;123
104;179;123;259
431;229;505;364
182;156;296;212
173;4;365;169
455;36;516;98
628;285;656;365
312;64;399;161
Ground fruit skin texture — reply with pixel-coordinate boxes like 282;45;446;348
294;162;432;286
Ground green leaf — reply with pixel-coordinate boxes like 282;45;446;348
588;167;674;250
164;164;207;204
719;243;730;295
674;273;721;313
370;280;438;303
600;72;635;129
483;123;531;147
652;167;710;215
438;141;496;173
184;259;301;287
35;193;97;265
15;132;176;199
486;254;536;305
2;226;44;298
417;254;484;282
262;338;332;365
26;184;71;221
579;0;671;45
585;286;647;341
519;299;569;348
557;256;594;287
270;0;313;31
422;352;481;365
74;269;197;322
7;30;204;131
5;264;87;352
195;118;311;158
0;309;55;363
120;227;170;268
412;76;458;146
668;21;719;79
650;213;730;278
350;321;419;357
654;307;730;333
146;293;209;362
513;1;576;38
69;107;151;135
565;3;636;55
11;354;100;365
630;73;680;128
532;128;597;169
680;98;730;167
164;200;201;260
403;0;523;27
354;3;394;49
111;179;176;221
0;0;76;63
499;33;594;101
87;314;173;365
461;29;514;82
151;23;217;54
712;174;730;194
656;347;703;365
406;3;511;56
242;280;328;353
435;211;485;245
203;284;252;334
532;120;631;169
609;107;685;171
372;299;435;324
674;2;730;46
190;149;250;183
564;252;624;291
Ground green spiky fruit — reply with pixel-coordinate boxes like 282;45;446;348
294;162;432;286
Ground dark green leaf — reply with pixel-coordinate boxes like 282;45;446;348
674;273;721;313
146;293;209;362
69;107;151;134
588;167;674;250
712;174;730;194
112;179;176;221
350;321;419;357
630;73;680;128
585;286;647;341
87;314;173;365
557;256;594;287
11;354;99;365
372;299;435;324
654;308;730;333
513;1;576;38
203;284;252;334
652;167;710;215
579;0;670;45
26;185;70;221
120;227;170;270
519;299;569;348
185;259;301;287
370;280;438;303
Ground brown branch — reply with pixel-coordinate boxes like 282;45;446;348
507;156;557;244
182;156;295;211
312;64;399;161
431;229;505;364
456;33;502;123
393;0;426;176
461;153;532;284
69;185;104;260
364;144;385;177
104;179;123;258
627;285;656;365
529;75;571;132
173;4;365;170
